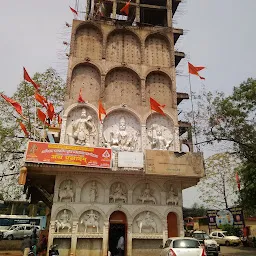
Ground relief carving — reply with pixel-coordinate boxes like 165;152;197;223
109;182;127;203
89;181;98;203
136;212;157;233
166;185;179;206
80;210;100;233
137;183;156;204
58;180;75;202
55;209;72;233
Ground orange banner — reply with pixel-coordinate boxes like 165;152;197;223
25;141;112;168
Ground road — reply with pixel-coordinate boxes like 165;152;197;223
220;245;256;256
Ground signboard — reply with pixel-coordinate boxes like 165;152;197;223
145;150;204;177
25;141;112;169
118;152;144;168
207;207;245;230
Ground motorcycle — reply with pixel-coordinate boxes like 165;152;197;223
49;244;59;256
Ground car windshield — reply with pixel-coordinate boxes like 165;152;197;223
222;232;227;237
203;234;210;239
173;239;200;248
8;226;16;230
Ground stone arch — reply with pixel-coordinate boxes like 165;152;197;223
106;29;141;64
145;71;173;108
63;102;98;118
70;63;101;103
145;33;171;67
80;177;108;191
78;205;107;220
107;207;132;223
52;205;78;220
57;176;80;189
74;23;103;60
104;67;141;106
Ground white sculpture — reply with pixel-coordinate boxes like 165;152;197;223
166;185;179;206
137;183;156;204
55;210;72;232
109;183;127;203
136;212;157;233
59;180;75;202
89;181;98;203
68;108;96;146
81;210;99;233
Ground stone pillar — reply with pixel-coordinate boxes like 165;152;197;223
103;221;110;256
141;79;146;103
75;187;81;202
161;191;166;205
162;219;168;244
128;190;133;204
105;189;110;204
136;0;140;23
141;124;147;150
127;223;133;256
112;0;117;19
167;0;172;27
71;221;78;255
47;221;56;255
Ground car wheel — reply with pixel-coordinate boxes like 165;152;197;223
225;241;230;246
7;235;13;240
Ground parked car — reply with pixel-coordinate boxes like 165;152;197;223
192;231;220;256
209;231;241;246
160;237;206;256
3;224;40;240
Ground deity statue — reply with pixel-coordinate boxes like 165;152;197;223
109;183;127;203
166;185;179;206
148;126;173;150
89;181;98;203
136;212;157;233
81;210;99;233
68;108;96;146
60;209;70;224
59;180;75;202
137;183;156;204
55;209;72;232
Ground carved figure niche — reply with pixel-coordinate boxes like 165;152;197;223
164;182;179;206
133;211;162;234
146;113;175;151
109;182;127;204
65;106;98;147
81;180;104;204
55;209;73;233
103;111;141;152
133;182;160;205
78;210;103;233
58;180;76;203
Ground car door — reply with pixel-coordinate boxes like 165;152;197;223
24;226;32;237
217;232;225;245
160;239;172;256
14;226;25;239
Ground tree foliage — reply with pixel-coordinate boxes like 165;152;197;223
0;68;65;200
183;203;207;218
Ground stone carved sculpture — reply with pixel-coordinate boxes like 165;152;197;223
55;210;72;232
107;116;139;151
147;125;173;150
59;180;75;202
166;185;179;206
109;183;127;203
137;183;156;204
136;212;157;233
89;181;98;203
67;108;96;146
81;210;99;233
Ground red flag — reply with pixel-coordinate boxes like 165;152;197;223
47;103;55;121
23;67;40;90
69;6;78;15
236;172;241;191
35;92;47;107
188;62;205;80
78;88;85;103
120;1;131;16
37;109;49;126
0;94;26;118
150;97;165;116
98;100;106;122
19;122;29;137
57;114;62;125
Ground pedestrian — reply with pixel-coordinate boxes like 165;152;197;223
21;236;32;256
31;227;38;255
116;235;124;256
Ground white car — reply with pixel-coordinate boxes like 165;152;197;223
160;237;206;256
209;231;241;246
3;224;40;240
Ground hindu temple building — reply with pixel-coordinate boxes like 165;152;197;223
21;0;204;255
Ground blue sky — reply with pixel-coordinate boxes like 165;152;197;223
1;0;255;207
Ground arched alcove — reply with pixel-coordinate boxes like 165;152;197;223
74;25;102;60
106;30;141;64
167;212;178;237
145;34;171;67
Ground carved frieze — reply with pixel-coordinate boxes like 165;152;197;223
55;209;73;233
109;182;127;204
137;183;156;205
58;180;75;202
79;210;102;233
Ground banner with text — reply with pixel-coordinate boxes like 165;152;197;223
25;141;112;169
207;207;244;230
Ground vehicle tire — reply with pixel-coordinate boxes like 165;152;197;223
225;241;230;246
7;235;13;240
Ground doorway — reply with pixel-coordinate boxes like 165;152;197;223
167;212;178;237
109;211;127;256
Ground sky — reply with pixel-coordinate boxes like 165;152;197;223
1;0;256;207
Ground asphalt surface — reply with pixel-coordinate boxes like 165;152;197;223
220;245;256;256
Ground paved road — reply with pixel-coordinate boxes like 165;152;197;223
220;245;256;256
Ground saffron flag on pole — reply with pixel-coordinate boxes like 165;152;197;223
78;88;85;103
23;67;40;90
35;92;47;107
19;122;29;137
47;102;55;121
188;62;205;80
98;100;106;123
150;97;165;116
57;114;62;125
120;0;131;16
69;6;78;15
236;172;241;191
37;109;49;126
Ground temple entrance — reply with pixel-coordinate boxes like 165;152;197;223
167;212;178;237
109;211;127;256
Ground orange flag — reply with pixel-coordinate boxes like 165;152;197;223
188;62;205;80
78;88;85;103
47;103;55;121
0;94;26;118
23;67;40;90
37;109;49;126
69;6;78;15
19;122;29;137
98;100;106;123
35;92;47;107
150;97;165;116
57;114;62;125
236;172;241;191
120;0;131;16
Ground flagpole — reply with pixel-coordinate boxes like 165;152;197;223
188;73;200;151
34;97;37;140
24;82;32;137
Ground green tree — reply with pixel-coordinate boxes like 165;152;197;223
183;203;207;218
0;68;65;200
